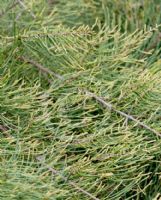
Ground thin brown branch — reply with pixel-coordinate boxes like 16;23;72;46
86;91;161;138
36;156;100;200
19;56;64;81
0;125;8;132
21;57;161;138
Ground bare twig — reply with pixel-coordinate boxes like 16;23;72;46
86;91;161;137
0;125;8;132
36;156;100;200
19;56;63;81
21;57;161;138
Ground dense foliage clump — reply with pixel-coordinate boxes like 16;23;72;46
0;0;161;199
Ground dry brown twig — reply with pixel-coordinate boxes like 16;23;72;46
20;56;161;138
85;91;161;137
19;56;63;82
0;125;8;132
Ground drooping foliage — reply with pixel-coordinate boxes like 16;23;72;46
0;0;161;199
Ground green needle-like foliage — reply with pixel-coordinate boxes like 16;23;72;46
0;0;161;199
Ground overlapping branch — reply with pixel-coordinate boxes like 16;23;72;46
20;56;161;138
